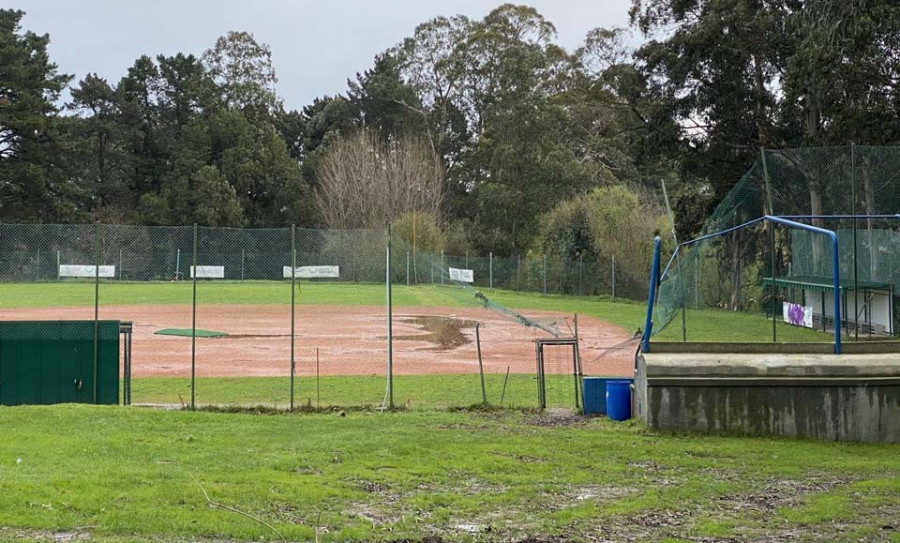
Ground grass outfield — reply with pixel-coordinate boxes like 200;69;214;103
0;280;832;343
0;406;897;542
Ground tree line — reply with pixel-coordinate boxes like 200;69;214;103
3;1;900;269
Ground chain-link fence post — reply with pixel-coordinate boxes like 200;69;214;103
542;255;547;294
191;223;197;409
578;254;584;295
386;223;394;409
516;254;521;291
406;250;410;286
476;323;486;405
290;224;296;410
611;254;616;300
93;222;100;404
489;252;493;289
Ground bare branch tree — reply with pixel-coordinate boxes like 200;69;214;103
315;130;444;229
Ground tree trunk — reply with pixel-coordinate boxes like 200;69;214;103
806;99;825;273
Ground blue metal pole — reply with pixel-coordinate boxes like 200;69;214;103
764;215;841;353
642;236;662;353
832;238;842;354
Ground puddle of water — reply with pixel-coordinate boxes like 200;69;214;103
393;315;478;350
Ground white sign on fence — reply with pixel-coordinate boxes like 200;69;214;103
59;265;116;278
783;302;814;328
282;265;340;279
190;265;225;279
448;267;474;283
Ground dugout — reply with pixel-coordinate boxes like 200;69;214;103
0;321;120;405
762;275;895;336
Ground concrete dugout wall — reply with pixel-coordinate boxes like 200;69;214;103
635;343;900;443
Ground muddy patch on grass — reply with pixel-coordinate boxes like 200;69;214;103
528;408;587;428
0;530;91;542
393;315;478;350
714;477;854;515
541;484;640;509
587;475;862;542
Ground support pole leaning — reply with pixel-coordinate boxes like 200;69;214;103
476;323;487;406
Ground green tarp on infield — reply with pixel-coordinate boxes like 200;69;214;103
154;328;228;338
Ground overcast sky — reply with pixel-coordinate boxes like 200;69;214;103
18;0;634;111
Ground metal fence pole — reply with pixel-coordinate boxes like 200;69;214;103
611;254;616;300
386;224;394;409
241;248;245;281
770;222;777;343
406;250;410;286
290;225;296;410
578;254;584;296
542;255;547;294
441;251;445;285
191;223;197;409
118;248;123;280
489;252;493;289
476;323;486;405
517;255;521;291
93;223;100;404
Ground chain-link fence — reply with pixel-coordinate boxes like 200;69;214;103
654;146;900;344
0;222;641;409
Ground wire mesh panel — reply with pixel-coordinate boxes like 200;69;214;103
291;228;390;409
654;146;900;344
190;227;288;407
0;221;643;410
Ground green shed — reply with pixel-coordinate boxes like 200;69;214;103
0;321;120;405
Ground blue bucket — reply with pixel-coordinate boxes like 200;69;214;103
606;379;633;421
582;377;615;415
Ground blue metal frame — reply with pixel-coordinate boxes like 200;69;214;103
642;236;661;353
764;215;841;353
646;216;843;354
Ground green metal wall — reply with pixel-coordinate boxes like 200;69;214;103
0;321;119;405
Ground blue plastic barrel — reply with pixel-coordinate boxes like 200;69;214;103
606;379;633;421
582;377;613;415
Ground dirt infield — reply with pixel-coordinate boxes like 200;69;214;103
0;305;636;378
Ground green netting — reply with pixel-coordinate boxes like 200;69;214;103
655;146;900;339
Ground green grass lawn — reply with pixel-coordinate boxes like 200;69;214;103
130;373;578;410
0;280;833;343
0;406;897;542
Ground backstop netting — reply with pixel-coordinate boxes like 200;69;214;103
655;146;900;342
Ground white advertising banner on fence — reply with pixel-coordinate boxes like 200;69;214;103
191;265;225;279
448;267;474;283
783;302;813;328
283;265;340;279
59;265;115;278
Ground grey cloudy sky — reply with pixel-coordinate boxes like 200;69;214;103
18;0;634;111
